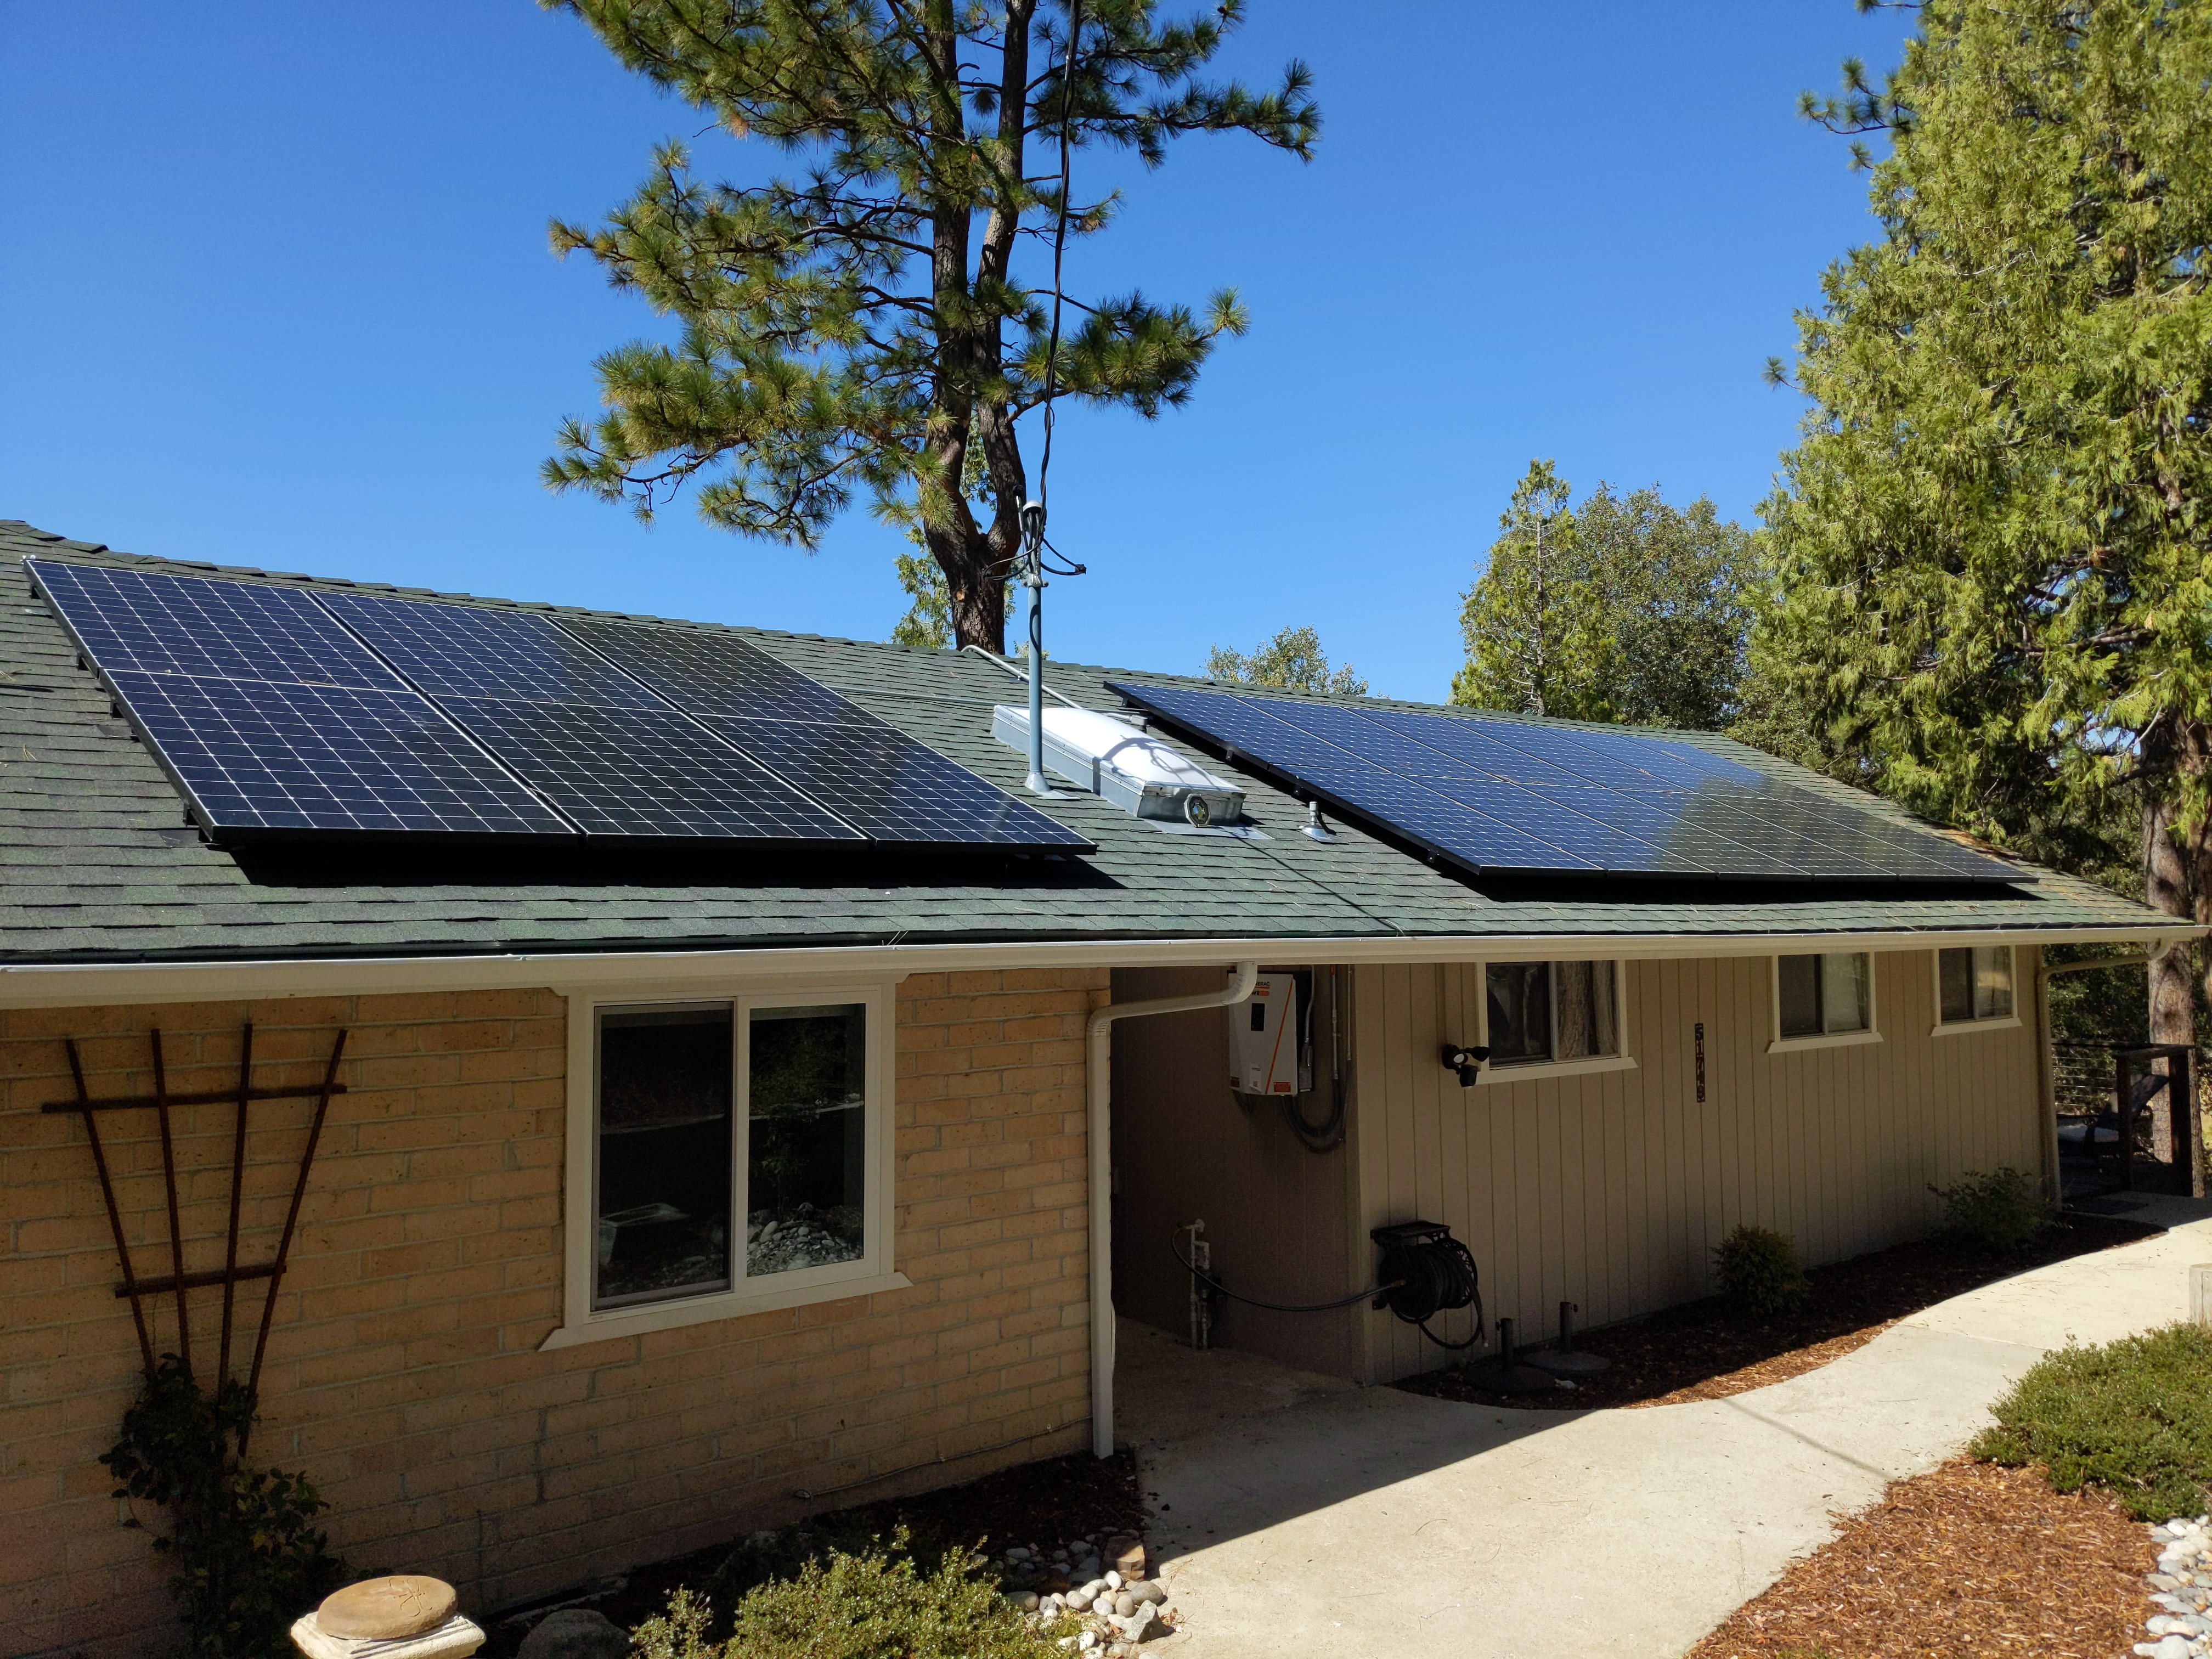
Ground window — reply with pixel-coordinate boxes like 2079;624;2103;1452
551;981;900;1348
1771;952;1877;1049
1482;960;1627;1076
1937;945;2016;1030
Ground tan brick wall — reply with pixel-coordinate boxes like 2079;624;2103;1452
0;967;1107;1658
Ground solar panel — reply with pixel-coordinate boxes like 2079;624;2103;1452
30;561;568;839
566;618;1094;848
1107;680;2023;884
319;592;862;845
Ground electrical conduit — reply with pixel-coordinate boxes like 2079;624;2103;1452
1085;960;1259;1457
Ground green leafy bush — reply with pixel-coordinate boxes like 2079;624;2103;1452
101;1355;350;1659
1928;1166;2052;1251
1972;1323;2212;1520
639;1533;1063;1659
1712;1224;1808;1317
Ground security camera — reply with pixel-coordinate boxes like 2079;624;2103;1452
1441;1043;1489;1087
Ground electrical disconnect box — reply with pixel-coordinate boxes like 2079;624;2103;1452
1228;972;1302;1096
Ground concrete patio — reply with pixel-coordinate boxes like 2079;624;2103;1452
1125;1204;2212;1659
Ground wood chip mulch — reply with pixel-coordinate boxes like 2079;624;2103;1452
1686;1457;2154;1659
1393;1212;2160;1412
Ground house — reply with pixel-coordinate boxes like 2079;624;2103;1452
0;517;2183;1657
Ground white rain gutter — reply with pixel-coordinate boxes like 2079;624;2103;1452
0;926;2196;1011
1083;960;1259;1459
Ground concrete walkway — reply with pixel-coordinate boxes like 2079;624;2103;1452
1136;1213;2212;1659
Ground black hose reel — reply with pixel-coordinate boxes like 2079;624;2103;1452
1370;1220;1483;1350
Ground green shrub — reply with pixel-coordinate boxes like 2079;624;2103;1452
639;1533;1065;1659
101;1355;350;1659
1928;1166;2052;1251
1971;1323;2212;1520
1712;1224;1808;1317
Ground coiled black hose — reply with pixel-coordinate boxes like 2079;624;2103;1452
1375;1233;1483;1350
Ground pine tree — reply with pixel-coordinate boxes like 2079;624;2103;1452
539;0;1318;652
1453;461;1758;727
1205;625;1365;696
1759;0;2212;1043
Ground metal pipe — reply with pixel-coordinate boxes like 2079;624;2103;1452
1085;960;1259;1457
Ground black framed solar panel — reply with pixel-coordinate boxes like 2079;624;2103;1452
569;618;1094;849
32;559;404;692
30;560;571;839
319;591;669;709
1107;680;2023;884
105;670;572;836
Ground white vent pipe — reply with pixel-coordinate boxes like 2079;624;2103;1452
1085;960;1259;1458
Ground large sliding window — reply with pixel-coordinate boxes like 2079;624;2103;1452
556;981;898;1347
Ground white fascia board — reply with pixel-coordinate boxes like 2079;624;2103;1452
0;921;2194;1009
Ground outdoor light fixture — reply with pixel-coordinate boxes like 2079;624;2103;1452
1441;1043;1488;1087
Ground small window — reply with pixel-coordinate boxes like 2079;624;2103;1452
1486;961;1620;1066
1939;946;2014;1024
592;996;876;1313
1776;952;1871;1041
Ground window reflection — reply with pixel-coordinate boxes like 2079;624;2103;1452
748;1004;867;1277
595;1006;732;1308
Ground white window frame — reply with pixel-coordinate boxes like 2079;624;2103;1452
1929;943;2022;1036
544;977;906;1351
1768;951;1882;1054
1475;958;1637;1085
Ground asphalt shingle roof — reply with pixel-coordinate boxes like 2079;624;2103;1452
0;519;2168;966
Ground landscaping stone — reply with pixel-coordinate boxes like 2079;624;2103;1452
998;1530;1176;1650
2137;1515;2212;1657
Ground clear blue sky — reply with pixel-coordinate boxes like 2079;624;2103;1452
0;2;1913;703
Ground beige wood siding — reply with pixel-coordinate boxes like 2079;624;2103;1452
1351;951;2040;1381
1108;967;1363;1377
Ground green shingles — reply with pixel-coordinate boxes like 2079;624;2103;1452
0;517;2165;966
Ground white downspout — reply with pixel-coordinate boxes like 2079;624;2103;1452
1085;960;1260;1458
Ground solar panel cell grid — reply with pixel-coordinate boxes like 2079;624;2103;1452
561;618;851;724
108;670;569;836
35;561;404;691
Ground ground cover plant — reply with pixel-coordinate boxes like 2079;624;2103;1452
1396;1212;2157;1411
479;1449;1146;1659
1973;1323;2212;1520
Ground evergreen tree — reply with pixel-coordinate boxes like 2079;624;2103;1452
539;0;1318;652
1206;625;1366;696
1759;0;2212;1044
1453;461;1759;728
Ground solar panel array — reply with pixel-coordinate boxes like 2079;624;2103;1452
31;558;1093;852
1106;680;2022;884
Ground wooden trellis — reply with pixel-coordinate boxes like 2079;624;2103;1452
45;1023;348;1448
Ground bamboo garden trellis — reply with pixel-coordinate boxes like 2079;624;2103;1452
44;1022;348;1450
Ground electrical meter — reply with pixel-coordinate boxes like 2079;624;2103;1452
1228;973;1301;1096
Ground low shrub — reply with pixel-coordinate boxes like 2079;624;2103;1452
1712;1223;1808;1317
1928;1166;2052;1251
1972;1323;2212;1520
640;1533;1064;1659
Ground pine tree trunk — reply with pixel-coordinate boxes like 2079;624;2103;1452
2143;729;2209;1167
946;539;1009;653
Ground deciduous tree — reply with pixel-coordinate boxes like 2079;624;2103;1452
1206;625;1366;696
540;0;1318;651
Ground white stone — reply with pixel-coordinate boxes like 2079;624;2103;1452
1104;1571;1123;1590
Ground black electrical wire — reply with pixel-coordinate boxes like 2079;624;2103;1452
1032;0;1082;515
1170;1233;1401;1313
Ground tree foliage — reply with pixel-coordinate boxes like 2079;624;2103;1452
1758;0;2212;1040
1452;460;1760;728
1206;624;1366;697
540;0;1318;651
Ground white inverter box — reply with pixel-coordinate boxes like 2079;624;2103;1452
1228;973;1300;1096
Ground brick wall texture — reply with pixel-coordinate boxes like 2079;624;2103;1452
0;967;1107;1657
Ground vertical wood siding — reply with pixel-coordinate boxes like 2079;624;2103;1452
1351;951;2039;1382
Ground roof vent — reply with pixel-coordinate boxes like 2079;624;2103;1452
993;704;1244;826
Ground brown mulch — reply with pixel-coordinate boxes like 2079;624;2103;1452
1686;1457;2153;1659
479;1448;1145;1655
1393;1212;2161;1412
